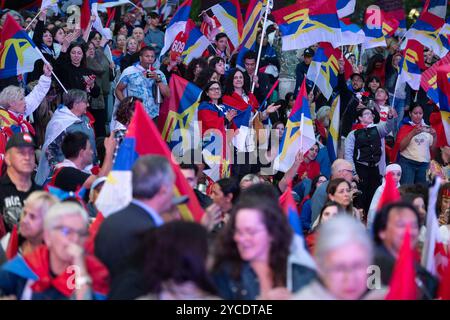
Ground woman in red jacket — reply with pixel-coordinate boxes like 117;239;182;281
222;69;280;180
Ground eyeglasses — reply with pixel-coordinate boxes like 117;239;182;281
324;262;368;276
362;112;373;116
340;169;354;174
208;87;221;92
53;226;89;238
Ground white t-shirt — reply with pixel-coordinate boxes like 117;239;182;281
401;130;434;163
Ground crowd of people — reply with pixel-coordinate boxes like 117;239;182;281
0;2;448;300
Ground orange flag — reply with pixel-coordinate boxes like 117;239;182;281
385;225;417;300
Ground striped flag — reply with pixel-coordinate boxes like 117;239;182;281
336;0;355;18
279;183;303;236
398;39;425;91
327;95;340;162
96;101;204;222
0;14;42;79
181;27;210;64
272;0;342;51
362;5;387;51
160;0;192;58
436;64;450;146
274;79;316;172
306;43;341;100
339;20;365;46
209;0;243;51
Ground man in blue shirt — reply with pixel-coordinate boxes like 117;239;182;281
144;12;165;58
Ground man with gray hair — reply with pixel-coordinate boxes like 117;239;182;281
36;89;96;185
95;155;178;299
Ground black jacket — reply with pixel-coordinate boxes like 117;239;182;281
373;244;438;299
94;202;157;299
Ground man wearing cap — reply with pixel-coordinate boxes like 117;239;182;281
95;155;180;299
0;133;41;238
337;57;375;137
144;12;164;57
293;47;314;97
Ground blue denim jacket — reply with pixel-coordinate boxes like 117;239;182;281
212;262;317;300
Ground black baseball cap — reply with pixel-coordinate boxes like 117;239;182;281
350;73;364;81
5;133;36;151
303;48;315;57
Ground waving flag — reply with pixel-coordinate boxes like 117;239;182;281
181;27;210;64
437;64;450;144
279;183;303;236
327;95;340;162
422;178;448;279
272;0;342;51
425;0;447;19
339;20;365;46
274;79;316;172
337;0;355;18
0;14;42;79
362;5;387;51
403;0;447;57
421;52;450;106
385;226;417;300
40;0;58;10
437;18;450;58
159;74;202;154
376;0;406;35
306;43;340;100
209;0;243;51
96;101;204;222
160;0;192;58
236;0;264;69
98;0;130;9
398;39;425;91
381;11;400;37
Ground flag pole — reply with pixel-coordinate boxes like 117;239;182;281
300;112;305;152
310;67;321;94
251;0;272;93
34;47;68;93
25;8;43;31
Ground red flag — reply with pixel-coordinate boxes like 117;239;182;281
279;182;303;236
80;0;91;31
128;101;205;222
385;226;417;300
376;171;401;211
438;250;450;300
6;224;19;260
84;212;105;255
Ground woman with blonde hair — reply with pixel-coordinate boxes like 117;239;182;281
1;191;58;260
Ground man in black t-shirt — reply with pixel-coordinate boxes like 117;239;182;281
0;133;41;237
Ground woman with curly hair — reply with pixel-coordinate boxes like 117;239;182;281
211;195;316;300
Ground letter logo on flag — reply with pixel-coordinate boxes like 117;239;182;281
96;100;204;222
0;14;42;79
159;74;202;156
306;43;340;100
273;0;342;51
